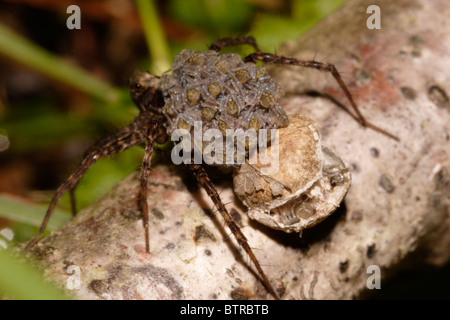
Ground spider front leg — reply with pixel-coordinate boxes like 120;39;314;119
245;52;399;141
26;150;103;250
188;164;279;299
25;113;153;250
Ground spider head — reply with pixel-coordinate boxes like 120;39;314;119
129;70;163;113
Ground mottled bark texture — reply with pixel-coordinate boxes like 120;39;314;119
28;0;449;299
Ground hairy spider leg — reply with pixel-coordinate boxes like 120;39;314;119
209;36;261;53
26;112;154;250
139;122;159;253
244;52;399;141
188;164;279;300
69;182;79;216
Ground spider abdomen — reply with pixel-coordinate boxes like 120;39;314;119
160;49;289;164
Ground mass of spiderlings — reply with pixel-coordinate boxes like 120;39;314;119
159;49;290;149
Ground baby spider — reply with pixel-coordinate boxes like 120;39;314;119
26;36;396;299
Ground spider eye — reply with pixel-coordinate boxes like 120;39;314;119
131;82;144;92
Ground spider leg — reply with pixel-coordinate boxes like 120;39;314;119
69;183;78;216
188;164;279;299
138;122;159;254
245;52;399;141
26;113;153;250
209;36;261;53
26;151;104;250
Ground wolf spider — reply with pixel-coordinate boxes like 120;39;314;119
26;36;396;299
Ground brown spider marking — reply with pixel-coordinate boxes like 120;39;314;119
26;36;398;299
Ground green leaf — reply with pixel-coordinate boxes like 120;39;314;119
135;0;172;75
168;0;254;34
251;0;349;52
0;194;70;230
1;111;90;153
0;22;120;103
0;249;69;300
251;14;316;52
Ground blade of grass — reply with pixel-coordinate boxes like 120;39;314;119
0;22;119;103
134;0;171;75
0;194;70;230
0;249;69;300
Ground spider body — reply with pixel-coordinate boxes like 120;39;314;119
159;49;289;140
130;49;290;167
27;36;397;299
